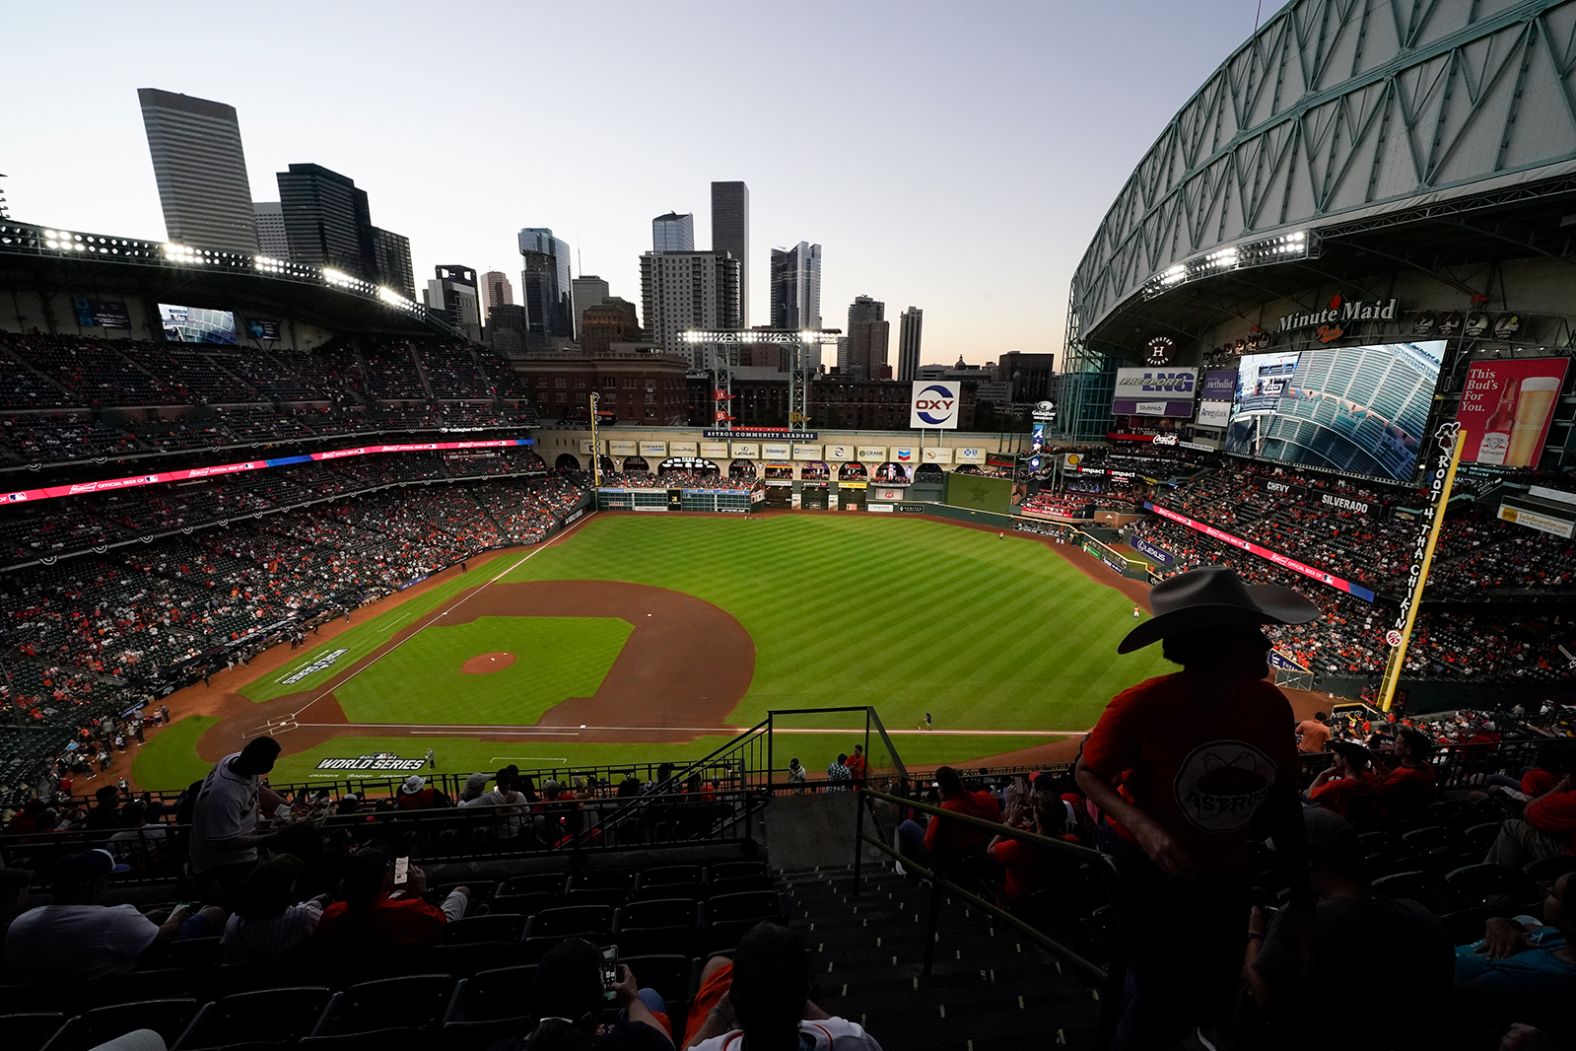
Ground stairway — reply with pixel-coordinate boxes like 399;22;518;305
780;864;1105;1050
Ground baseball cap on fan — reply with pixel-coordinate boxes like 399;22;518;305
54;848;130;887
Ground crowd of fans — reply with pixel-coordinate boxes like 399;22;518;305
598;471;761;492
1156;463;1576;596
1124;517;1574;682
0;333;538;467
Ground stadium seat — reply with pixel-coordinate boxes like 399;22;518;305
635;865;701;890
1399;827;1452;870
1444;863;1542;915
419;945;516;976
164;936;224;969
488;891;560;918
709;861;769;883
523;905;614;940
499;873;567;896
84;968;195;1008
455;965;537;1019
1525;854;1576;883
311;975;457;1036
52;999;201;1051
622;954;690;1008
564;886;627;908
299;1026;422;1050
444;913;526;944
706;891;782;950
630;880;705;903
1;1011;63;1051
173;987;334;1050
568;869;633;892
617;897;701;931
1457;822;1502;862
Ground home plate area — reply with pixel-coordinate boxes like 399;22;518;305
461;651;516;675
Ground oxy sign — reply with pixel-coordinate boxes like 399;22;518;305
910;381;961;429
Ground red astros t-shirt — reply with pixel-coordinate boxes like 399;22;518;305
1079;673;1299;874
1308;771;1382;817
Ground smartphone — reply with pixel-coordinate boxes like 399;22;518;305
601;945;619;1000
393;856;410;888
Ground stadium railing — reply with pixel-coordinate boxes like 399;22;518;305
852;784;1125;1045
0;790;761;885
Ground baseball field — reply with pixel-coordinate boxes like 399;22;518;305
131;513;1171;789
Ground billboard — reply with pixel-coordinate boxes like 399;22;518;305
1195;369;1236;427
1130;534;1175;566
668;441;698;457
1232;352;1302;416
730;442;760;459
954;447;985;464
245;318;281;340
792;444;822;461
922;447;953;463
1456;359;1570;467
159;303;238;345
1224;341;1446;482
824;443;853;462
73;296;130;329
909;381;962;429
762;442;791;460
699;442;730;459
856;445;887;464
609;440;638;456
638;441;667;458
1112;367;1199;417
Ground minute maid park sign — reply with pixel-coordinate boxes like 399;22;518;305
1276;294;1398;344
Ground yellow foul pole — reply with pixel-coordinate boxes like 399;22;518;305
1379;422;1466;713
589;392;602;488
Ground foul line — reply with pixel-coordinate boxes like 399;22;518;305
266;511;597;731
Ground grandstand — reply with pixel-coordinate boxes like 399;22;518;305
7;3;1576;1049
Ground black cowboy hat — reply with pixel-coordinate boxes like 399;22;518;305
1117;565;1318;654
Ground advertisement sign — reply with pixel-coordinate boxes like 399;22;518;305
1259;477;1375;516
579;439;595;454
1456;359;1570;467
1227;341;1446;483
857;446;887;464
954;447;985;465
824;443;853;462
909;381;962;429
700;442;730;459
1112;367;1199;417
792;444;822;461
609;440;638;456
1498;504;1575;539
762;442;792;460
871;487;905;501
1196;368;1236;427
73;296;131;329
668;441;698;457
922;447;953;463
704;428;816;440
1275;294;1398;343
159;303;238;345
1146;502;1376;602
1130;535;1175;566
638;441;667;458
1;437;536;505
246;318;281;340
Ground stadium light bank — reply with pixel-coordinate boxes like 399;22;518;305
1139;229;1318;301
0;220;430;322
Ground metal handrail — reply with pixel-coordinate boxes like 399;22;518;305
853;786;1124;989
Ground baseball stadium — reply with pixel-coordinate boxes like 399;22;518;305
3;4;1576;1050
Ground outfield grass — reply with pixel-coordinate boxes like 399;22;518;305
139;514;1168;788
499;515;1167;731
133;715;218;791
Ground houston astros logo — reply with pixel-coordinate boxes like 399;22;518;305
1172;740;1276;832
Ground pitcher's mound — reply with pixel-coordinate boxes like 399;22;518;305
462;652;515;675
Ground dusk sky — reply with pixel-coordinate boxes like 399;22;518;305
7;1;1268;366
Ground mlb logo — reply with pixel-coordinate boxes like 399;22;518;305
5;493;26;502
896;449;912;461
142;475;159;483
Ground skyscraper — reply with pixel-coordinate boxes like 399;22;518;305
253;202;289;258
519;228;573;350
711;182;749;326
570;275;611;342
276;163;374;276
845;295;889;381
581;298;641;354
424;265;482;343
652;212;695;253
640;251;741;363
481;271;514;314
898;307;923;382
369;228;415;301
138;88;258;254
770;242;821;331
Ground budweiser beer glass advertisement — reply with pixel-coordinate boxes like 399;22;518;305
1456;359;1570;467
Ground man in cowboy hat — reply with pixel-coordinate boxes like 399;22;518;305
1075;565;1316;1050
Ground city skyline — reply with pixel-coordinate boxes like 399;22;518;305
6;1;1264;365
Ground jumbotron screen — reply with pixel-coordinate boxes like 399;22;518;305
158;303;238;346
1223;340;1446;482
